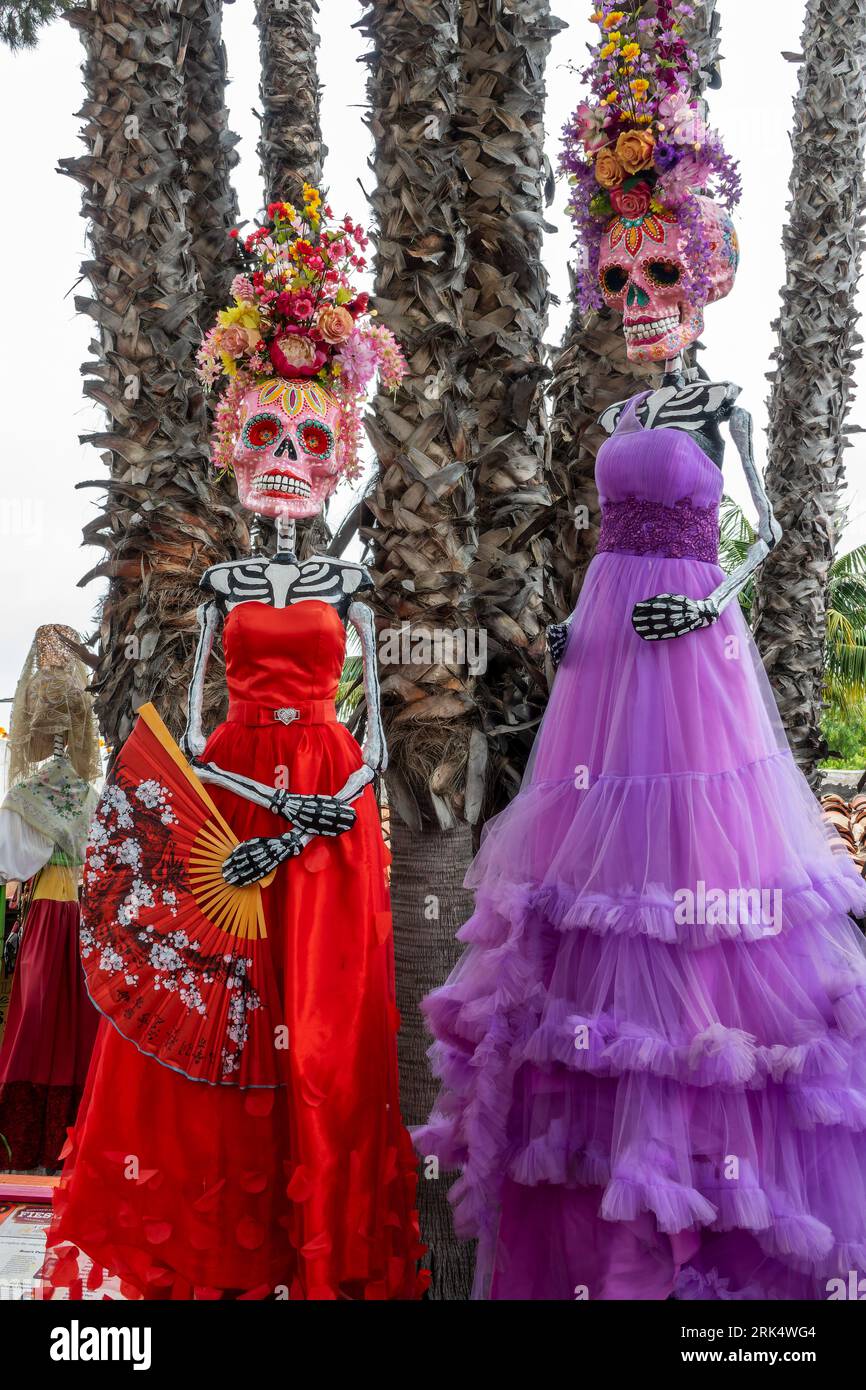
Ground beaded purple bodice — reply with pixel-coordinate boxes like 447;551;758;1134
594;391;723;565
597;495;719;563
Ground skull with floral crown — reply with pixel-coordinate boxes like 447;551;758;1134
598;191;739;364
197;193;406;509
232;378;344;520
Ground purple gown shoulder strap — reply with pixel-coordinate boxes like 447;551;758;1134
616;389;652;433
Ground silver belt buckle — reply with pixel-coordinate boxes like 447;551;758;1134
274;707;300;725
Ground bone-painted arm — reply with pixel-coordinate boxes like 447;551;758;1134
335;600;387;800
632;404;782;642
546;612;573;671
183;597;355;836
707;405;783;608
181;601;220;760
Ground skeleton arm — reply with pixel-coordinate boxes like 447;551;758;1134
180;601;220;760
632;404;782;642
181;597;355;836
221;597;387;886
335;600;387;798
546;612;573;671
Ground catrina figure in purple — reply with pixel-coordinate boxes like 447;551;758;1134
415;6;866;1301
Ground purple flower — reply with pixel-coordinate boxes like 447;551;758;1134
653;141;679;173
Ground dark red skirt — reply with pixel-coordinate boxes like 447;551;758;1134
0;898;98;1170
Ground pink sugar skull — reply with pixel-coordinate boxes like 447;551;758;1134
232;378;345;519
598;193;739;363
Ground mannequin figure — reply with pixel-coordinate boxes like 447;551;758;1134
46;194;427;1301
416;6;866;1302
0;625;99;1169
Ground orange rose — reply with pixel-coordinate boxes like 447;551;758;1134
317;305;355;345
595;147;625;190
616;128;656;175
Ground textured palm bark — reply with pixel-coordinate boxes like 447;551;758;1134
389;819;477;1300
359;0;480;833
63;0;248;748
178;0;241;330
255;0;325;204
547;0;721;618
254;0;326;560
753;0;866;787
359;0;480;1300
457;0;565;807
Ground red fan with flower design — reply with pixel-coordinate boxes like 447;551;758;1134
80;703;286;1088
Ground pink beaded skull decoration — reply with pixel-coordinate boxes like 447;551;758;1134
598;193;739;365
233;379;343;520
196;196;407;498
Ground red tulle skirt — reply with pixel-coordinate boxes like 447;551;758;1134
46;712;425;1300
0;897;98;1171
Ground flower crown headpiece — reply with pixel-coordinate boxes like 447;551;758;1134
196;187;406;478
560;2;741;313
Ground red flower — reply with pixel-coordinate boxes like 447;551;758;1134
228;228;239;240
268;327;330;379
610;180;653;221
348;292;369;318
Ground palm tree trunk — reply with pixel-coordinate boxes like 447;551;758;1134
389;819;477;1300
753;0;866;787
457;0;565;805
255;0;325;206
63;0;248;747
179;0;241;328
547;0;721;618
254;0;327;559
359;0;479;1300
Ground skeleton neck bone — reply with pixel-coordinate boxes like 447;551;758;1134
275;513;297;560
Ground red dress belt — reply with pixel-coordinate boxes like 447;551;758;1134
227;699;338;726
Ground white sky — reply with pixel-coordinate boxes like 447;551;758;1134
1;0;862;712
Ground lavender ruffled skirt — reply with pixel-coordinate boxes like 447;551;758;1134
414;548;866;1300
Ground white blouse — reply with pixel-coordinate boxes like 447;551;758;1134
0;808;54;884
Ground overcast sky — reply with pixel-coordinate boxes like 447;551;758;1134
0;0;860;752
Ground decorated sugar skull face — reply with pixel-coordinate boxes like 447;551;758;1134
233;378;344;519
598;194;739;364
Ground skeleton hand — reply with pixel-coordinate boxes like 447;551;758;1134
546;621;571;671
3;926;21;976
267;790;356;836
221;830;306;887
632;593;719;642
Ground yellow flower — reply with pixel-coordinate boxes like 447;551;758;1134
219;303;261;335
604;10;625;28
630;78;650;97
602;90;618;105
622;42;641;61
600;41;616;58
590;9;603;21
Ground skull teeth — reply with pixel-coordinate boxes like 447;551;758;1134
624;316;680;343
252;474;312;497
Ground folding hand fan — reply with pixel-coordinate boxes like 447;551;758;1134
80;703;286;1088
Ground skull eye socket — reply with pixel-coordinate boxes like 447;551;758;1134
600;265;629;296
297;419;335;460
645;259;683;289
242;413;282;451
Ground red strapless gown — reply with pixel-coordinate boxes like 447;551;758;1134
46;601;426;1300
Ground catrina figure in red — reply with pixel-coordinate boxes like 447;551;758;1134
45;195;427;1301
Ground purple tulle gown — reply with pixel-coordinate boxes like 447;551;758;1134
415;392;866;1300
